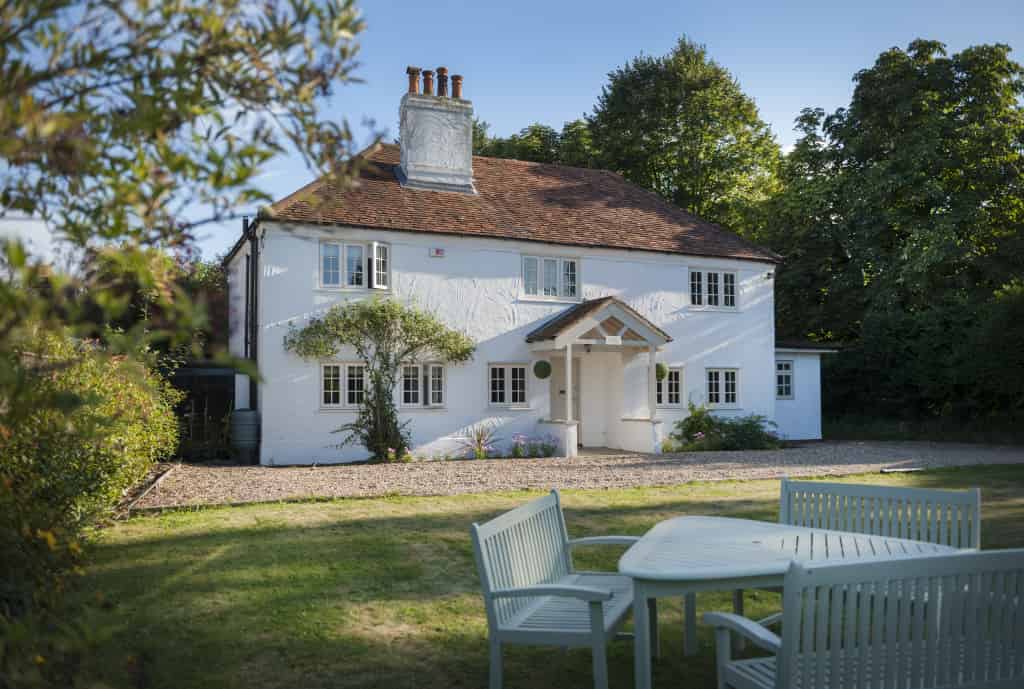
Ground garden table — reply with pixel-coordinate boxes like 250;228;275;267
618;516;961;689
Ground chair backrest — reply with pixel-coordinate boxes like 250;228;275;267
470;490;573;630
777;549;1024;689
780;478;982;549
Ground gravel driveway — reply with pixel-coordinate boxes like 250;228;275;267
134;441;1024;510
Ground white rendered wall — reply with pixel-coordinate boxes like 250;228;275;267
773;352;823;440
252;221;778;464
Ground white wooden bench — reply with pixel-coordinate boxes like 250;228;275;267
471;489;647;689
733;479;983;631
706;548;1024;689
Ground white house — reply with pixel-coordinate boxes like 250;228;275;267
224;67;833;465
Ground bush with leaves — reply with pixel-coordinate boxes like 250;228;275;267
668;403;782;451
284;299;475;462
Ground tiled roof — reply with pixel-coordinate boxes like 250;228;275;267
525;296;672;343
263;144;780;263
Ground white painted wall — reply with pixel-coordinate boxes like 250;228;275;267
241;221;778;464
773;351;823;440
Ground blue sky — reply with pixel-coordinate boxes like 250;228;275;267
7;0;1022;260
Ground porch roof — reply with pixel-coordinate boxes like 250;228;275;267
524;296;672;346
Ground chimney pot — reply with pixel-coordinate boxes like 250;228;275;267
405;66;421;94
422;70;434;96
436;67;449;97
452;74;464;99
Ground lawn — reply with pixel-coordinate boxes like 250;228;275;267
69;466;1024;689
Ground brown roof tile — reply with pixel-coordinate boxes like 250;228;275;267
525;296;672;343
263;144;780;263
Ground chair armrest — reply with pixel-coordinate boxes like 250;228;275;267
568;536;640;547
703;612;781;653
491;585;613;602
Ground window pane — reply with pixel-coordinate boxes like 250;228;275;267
323;365;341;405
656;378;663;405
511;366;526;404
490;366;506;404
723;273;736;307
374;244;389;288
668;369;681;404
402;365;420;404
523;257;539;295
346;245;364;287
724;370;737;404
707;370;720;404
347;365;365;405
321;244;340;286
707;272;720;306
430;365;444;405
690;271;702;305
542;258;559;296
562;260;577;298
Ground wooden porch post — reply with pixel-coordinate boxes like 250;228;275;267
647;344;657;421
565;342;573;423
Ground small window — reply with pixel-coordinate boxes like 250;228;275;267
372;242;390;290
490;364;527;406
402;365;420;405
522;255;581;300
323;364;342;405
690;269;738;309
321;244;341;286
346;245;364;287
657;367;683;406
347;365;365;405
776;360;793;399
523;256;539;296
428;364;445;407
707;368;739;407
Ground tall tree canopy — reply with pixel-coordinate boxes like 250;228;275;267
760;40;1024;421
474;120;595;166
589;36;781;232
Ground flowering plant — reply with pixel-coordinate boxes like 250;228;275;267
458;421;502;459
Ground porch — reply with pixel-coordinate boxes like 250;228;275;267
525;296;673;457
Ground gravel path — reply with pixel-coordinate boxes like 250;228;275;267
135;441;1024;510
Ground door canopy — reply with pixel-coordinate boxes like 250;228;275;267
525;296;672;350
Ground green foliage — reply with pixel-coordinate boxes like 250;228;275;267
0;332;180;682
474;119;598;168
284;299;475;461
655;363;668;381
757;40;1024;427
589;36;781;233
533;360;551;379
458;421;502;460
668;403;781;451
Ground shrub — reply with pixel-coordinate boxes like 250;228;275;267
668;403;781;451
458;421;502;460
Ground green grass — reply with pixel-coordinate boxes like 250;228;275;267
68;466;1024;689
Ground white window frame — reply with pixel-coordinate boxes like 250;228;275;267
656;366;683;407
319;240;390;291
398;362;446;408
776;360;794;400
706;367;740;408
522;255;580;301
489;363;529;407
689;268;739;310
320;362;365;409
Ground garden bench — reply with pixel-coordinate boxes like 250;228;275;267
705;548;1024;689
471;489;647;689
735;478;982;629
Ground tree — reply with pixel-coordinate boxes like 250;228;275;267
284;299;475;461
557;119;598;168
477;123;562;163
589;36;781;233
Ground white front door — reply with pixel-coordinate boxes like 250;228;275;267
549;357;582;440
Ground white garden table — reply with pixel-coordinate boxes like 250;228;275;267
619;516;961;689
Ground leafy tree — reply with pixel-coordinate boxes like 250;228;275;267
589;36;781;232
557;119;598;168
284;299;475;461
477;123;562;163
472;118;492;155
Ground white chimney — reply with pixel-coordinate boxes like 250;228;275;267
398;66;476;194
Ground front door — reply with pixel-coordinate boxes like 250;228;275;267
548;357;582;442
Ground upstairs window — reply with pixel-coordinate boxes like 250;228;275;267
707;368;739;407
656;367;682;406
690;269;738;309
776;360;794;399
320;240;389;290
523;256;580;300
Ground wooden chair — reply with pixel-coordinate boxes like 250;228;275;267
734;479;983;631
706;548;1024;689
470;489;649;689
